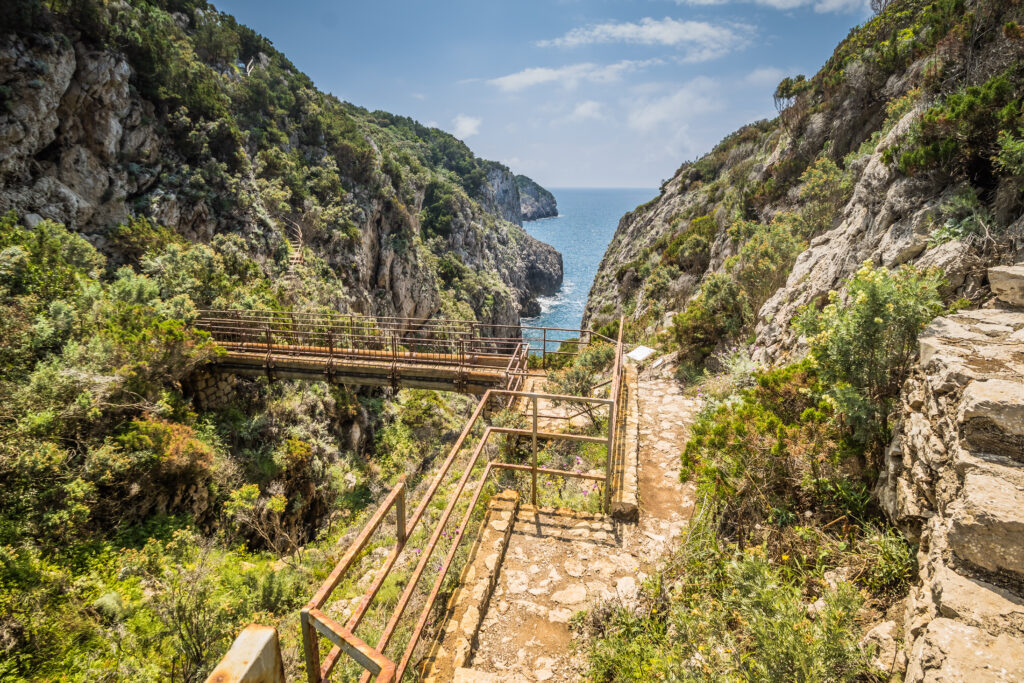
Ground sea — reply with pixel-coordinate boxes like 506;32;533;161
521;187;657;344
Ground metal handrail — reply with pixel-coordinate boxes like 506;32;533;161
196;309;615;370
300;317;626;683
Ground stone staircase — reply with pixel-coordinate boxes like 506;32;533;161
284;218;304;283
877;264;1024;681
420;365;697;683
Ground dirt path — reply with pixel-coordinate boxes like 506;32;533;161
464;369;698;682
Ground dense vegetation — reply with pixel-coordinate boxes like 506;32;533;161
593;0;1024;358
0;209;490;680
578;264;945;681
0;0;550;680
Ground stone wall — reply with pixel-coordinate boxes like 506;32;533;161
188;370;239;412
877;266;1024;681
420;490;519;682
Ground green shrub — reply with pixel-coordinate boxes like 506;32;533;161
663;213;716;272
928;186;995;246
731;219;805;309
420;180;460;238
545;365;603;427
0;212;104;301
794;261;945;449
995;128;1024;175
797;155;853;235
575;342;615;373
682;362;848;533
671;274;748;370
893;70;1024;177
580;515;871;682
860;527;917;595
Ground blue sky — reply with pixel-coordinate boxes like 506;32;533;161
214;0;873;188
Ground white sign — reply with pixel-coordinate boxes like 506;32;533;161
626;345;657;362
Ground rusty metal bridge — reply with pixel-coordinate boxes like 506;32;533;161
196;310;613;396
202;310;628;683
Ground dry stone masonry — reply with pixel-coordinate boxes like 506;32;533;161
447;365;697;682
878;265;1024;681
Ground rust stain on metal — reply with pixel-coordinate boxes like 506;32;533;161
287;315;627;682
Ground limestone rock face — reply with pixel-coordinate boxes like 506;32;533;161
516;174;558;222
478;164;523;227
0;36;159;234
905;618;1024;682
877;268;1024;680
0;34;560;327
988;264;1024;308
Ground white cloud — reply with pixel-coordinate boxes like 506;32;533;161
488;59;662;93
745;66;786;86
569;100;605;121
452;114;481;138
674;0;868;12
538;17;747;62
411;92;426;100
626;77;722;133
810;0;867;12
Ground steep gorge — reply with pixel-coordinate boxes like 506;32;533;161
0;2;565;679
1;4;561;329
581;0;1024;678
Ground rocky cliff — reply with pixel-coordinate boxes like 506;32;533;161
584;0;1024;347
876;265;1024;681
516;174;558;221
582;0;1024;676
479;162;524;227
1;3;560;328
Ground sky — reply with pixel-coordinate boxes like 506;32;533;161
214;0;874;188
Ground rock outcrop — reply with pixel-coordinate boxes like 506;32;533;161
478;163;524;227
877;265;1024;681
582;0;1024;350
516;175;557;222
0;25;560;328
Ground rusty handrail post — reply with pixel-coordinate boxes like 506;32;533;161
395;482;406;545
603;316;626;514
542;327;547;369
532;395;539;506
300;607;322;683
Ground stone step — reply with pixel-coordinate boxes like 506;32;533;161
931;566;1024;636
947;471;1024;580
906;618;1024;682
959;379;1024;461
989;264;1024;308
420;492;519;683
453;667;526;682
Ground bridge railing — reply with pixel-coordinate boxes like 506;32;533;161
197;310;614;365
298;318;626;683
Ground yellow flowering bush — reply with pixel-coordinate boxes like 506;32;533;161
794;262;945;449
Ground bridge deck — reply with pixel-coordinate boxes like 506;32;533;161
213;343;521;394
195;309;614;395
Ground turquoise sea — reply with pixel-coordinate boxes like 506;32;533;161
522;187;657;340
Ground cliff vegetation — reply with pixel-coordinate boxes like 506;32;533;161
0;0;561;680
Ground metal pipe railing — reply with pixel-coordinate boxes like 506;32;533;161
300;316;627;683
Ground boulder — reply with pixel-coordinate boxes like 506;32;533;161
989;265;1024;308
860;620;904;675
905;618;1024;682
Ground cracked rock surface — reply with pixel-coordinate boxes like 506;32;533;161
878;266;1024;682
